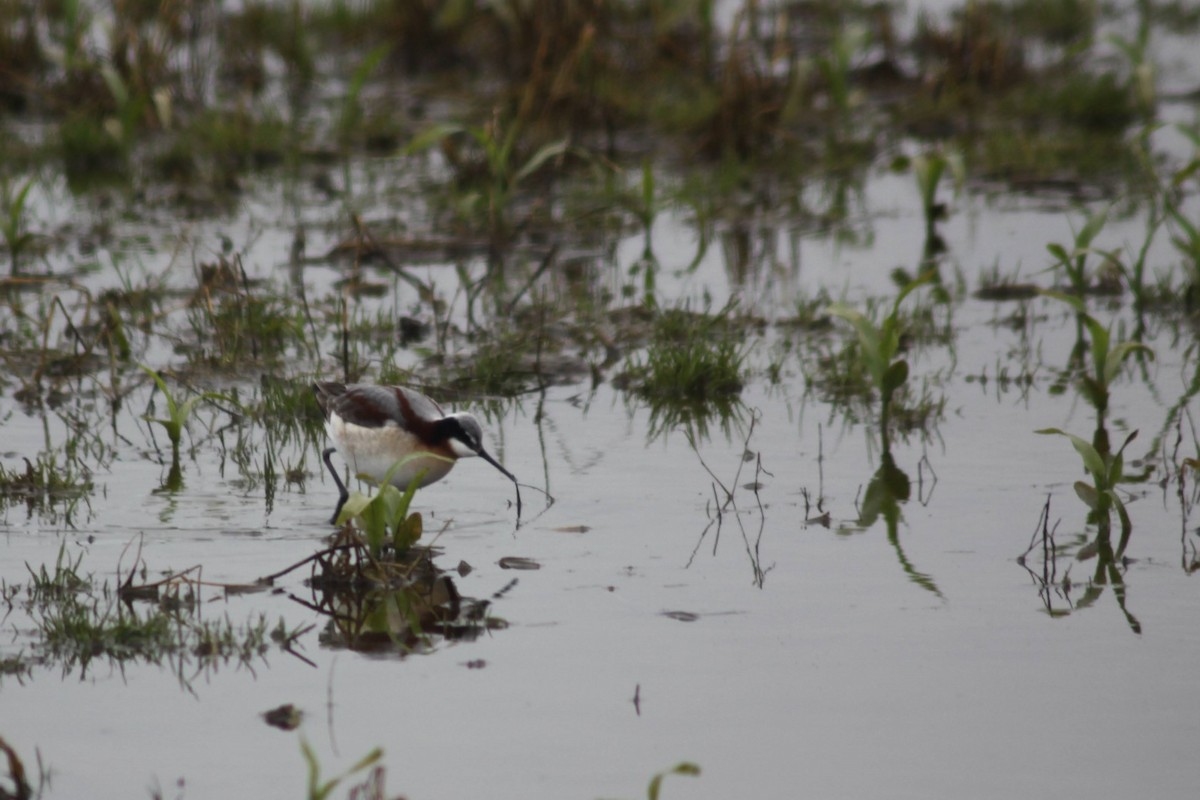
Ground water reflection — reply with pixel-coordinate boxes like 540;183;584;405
1019;492;1142;634
686;412;770;588
290;537;499;656
645;393;747;445
302;574;494;655
850;452;943;599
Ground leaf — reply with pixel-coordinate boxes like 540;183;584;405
890;271;935;318
1080;314;1110;379
826;303;884;383
1046;242;1070;265
1077;208;1109;249
1109;448;1124;487
1035;428;1106;486
1103;341;1153;384
1114;429;1139;458
1111;493;1133;558
513;138;570;185
300;738;325;800
647;762;701;800
641;159;655;217
881;359;908;399
346;747;383;775
334;492;373;526
393;512;423;551
1039;288;1086;314
402;123;468;156
348;44;389;98
1074;480;1100;510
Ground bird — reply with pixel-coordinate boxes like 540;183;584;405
312;381;521;524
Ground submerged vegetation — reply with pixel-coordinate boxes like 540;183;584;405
4;544;310;683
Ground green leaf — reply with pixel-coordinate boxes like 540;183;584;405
1077;208;1109;249
647;762;701;800
300;738;327;800
826;304;884;383
394;512;423;551
1046;243;1070;265
346;747;383;775
402;123;469;156
1080;314;1110;379
641;159;655;216
1111;493;1133;557
1036;428;1106;485
334;492;373;526
1108;429;1139;485
1103;341;1153;384
1039;288;1086;314
890;271;935;319
1077;538;1099;561
881;359;908;399
513;138;569;185
348;44;389;99
1074;480;1100;510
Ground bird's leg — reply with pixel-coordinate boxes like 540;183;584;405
322;447;348;525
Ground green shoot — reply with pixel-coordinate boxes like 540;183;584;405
1036;428;1138;556
335;454;439;558
826;273;935;450
404;118;570;241
337;43;390;151
912;148;964;243
1045;209;1117;296
300;738;383;800
647;762;701;800
140;365;233;457
1042;293;1153;414
1;176;36;275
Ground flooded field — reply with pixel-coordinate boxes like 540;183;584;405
2;1;1199;798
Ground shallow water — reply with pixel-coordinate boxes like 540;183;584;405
4;178;1200;798
4;3;1200;799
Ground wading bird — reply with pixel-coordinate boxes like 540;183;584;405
313;381;521;524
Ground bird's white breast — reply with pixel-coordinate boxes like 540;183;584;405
327;414;456;489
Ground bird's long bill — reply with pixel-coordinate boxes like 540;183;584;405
478;448;522;518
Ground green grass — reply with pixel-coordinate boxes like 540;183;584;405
826;274;936;452
0;452;94;522
14;547;306;680
617;303;751;441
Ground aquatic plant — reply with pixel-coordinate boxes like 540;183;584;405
25;542;88;601
300;739;383;800
1107;22;1155;118
0;175;36;275
18;546;304;680
334;455;431;559
0;451;94;524
620;303;750;442
817;25;867;124
1044;293;1153;417
404;115;571;245
853;453;943;599
647;762;701;800
140;365;235;479
1045;208;1117;297
1036;428;1138;557
627;160;660;300
826;273;935;452
335;43;390;154
911;148;964;254
1167;201;1200;308
0;735;47;800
